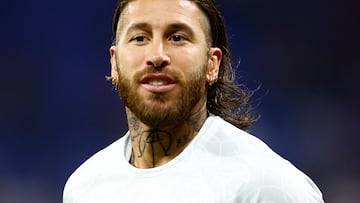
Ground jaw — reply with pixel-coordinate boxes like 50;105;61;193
126;90;208;129
120;68;209;129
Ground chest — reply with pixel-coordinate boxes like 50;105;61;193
76;169;247;203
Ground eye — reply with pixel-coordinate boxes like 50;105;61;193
169;34;186;42
132;36;145;42
130;35;148;44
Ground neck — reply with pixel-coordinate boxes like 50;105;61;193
126;104;208;169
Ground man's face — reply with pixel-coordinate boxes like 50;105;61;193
110;0;221;127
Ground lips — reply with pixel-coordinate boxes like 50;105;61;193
140;73;177;93
148;79;169;86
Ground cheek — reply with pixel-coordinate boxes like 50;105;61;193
116;50;144;75
172;48;207;69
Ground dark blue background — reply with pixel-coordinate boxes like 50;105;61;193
1;0;359;202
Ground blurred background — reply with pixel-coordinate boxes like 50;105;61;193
0;0;359;202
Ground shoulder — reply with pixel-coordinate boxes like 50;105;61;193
63;134;128;202
201;115;281;159
202;116;324;202
240;168;324;202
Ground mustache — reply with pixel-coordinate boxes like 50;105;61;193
133;66;181;83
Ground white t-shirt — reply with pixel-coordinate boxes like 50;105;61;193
63;115;324;203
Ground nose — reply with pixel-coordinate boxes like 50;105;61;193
146;41;170;69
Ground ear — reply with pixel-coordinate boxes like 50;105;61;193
206;47;222;83
109;46;120;85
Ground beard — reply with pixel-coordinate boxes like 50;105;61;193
116;64;207;128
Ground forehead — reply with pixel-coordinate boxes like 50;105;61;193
117;0;209;35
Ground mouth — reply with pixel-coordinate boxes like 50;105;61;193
148;79;169;86
140;73;177;93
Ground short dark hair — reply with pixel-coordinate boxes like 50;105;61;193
111;0;257;130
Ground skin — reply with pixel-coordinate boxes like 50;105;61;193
110;0;222;168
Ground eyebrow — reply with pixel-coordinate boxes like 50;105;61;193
125;22;195;37
125;22;152;35
166;23;195;36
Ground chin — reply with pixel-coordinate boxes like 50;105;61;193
142;106;183;127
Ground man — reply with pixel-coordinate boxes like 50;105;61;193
63;0;324;202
